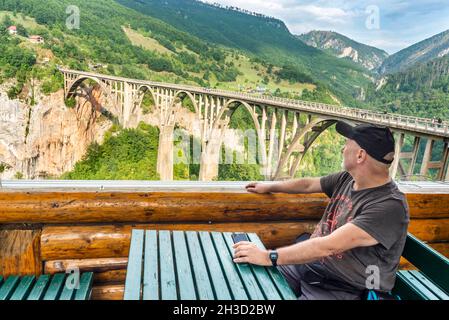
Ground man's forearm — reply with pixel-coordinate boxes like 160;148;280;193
267;178;318;194
276;237;336;265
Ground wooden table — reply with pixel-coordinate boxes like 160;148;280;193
124;229;297;300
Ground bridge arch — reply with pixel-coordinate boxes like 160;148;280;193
65;76;109;100
274;118;338;179
170;90;199;114
135;85;158;115
216;99;261;132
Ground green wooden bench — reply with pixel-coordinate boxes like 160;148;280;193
124;229;297;300
392;233;449;300
0;272;94;300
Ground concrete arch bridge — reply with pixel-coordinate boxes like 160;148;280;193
60;68;449;182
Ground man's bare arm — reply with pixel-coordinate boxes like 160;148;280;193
276;223;378;265
233;223;379;266
245;177;322;194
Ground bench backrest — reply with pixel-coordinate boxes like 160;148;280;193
401;233;449;293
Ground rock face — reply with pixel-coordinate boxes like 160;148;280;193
0;85;246;180
0;87;112;179
298;30;388;71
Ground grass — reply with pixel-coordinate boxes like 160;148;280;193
122;26;174;55
215;54;316;95
3;11;325;103
122;26;317;97
0;11;42;29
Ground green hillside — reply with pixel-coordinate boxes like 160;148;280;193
380;29;449;74
116;0;373;105
1;0;342;100
366;55;449;119
0;0;391;180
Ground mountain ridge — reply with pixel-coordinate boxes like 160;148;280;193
380;29;449;74
297;30;389;71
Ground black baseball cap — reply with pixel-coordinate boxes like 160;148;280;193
336;121;396;164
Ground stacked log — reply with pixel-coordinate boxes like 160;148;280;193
1;190;449;299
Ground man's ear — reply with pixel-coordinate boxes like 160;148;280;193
357;149;367;163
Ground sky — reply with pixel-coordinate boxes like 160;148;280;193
203;0;449;54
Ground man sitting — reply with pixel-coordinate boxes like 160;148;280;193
236;121;410;300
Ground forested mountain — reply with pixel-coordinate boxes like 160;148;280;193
0;0;246;92
0;0;346;180
366;55;449;119
1;0;447;181
116;0;373;105
298;30;388;71
380;29;449;74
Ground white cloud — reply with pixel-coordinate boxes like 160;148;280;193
292;5;348;17
204;0;449;53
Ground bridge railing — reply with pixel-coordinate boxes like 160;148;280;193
192;87;448;133
60;68;449;135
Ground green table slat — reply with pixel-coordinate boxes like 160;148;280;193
124;229;144;300
409;270;449;300
10;275;35;300
247;233;293;300
27;275;51;300
0;276;3;287
159;230;177;299
173;231;197;300
43;273;66;300
244;233;282;300
74;272;94;300
186;231;215;300
211;232;248;300
397;271;439;300
198;232;232;300
0;276;20;300
143;230;159;300
248;233;297;300
223;232;265;300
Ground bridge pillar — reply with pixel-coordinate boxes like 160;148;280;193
199;129;224;181
420;139;434;178
390;133;404;180
157;124;175;181
407;136;421;178
437;142;449;181
123;82;134;128
419;139;449;181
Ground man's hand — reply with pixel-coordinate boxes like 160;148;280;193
245;182;271;194
233;241;271;266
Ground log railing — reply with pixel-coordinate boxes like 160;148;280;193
1;182;449;299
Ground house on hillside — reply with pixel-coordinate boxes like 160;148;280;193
29;35;44;44
7;26;17;35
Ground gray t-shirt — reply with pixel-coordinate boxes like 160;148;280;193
308;171;409;292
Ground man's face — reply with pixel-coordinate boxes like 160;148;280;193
341;139;361;171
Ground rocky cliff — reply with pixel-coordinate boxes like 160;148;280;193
298;30;388;71
0;86;112;180
0;83;244;180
